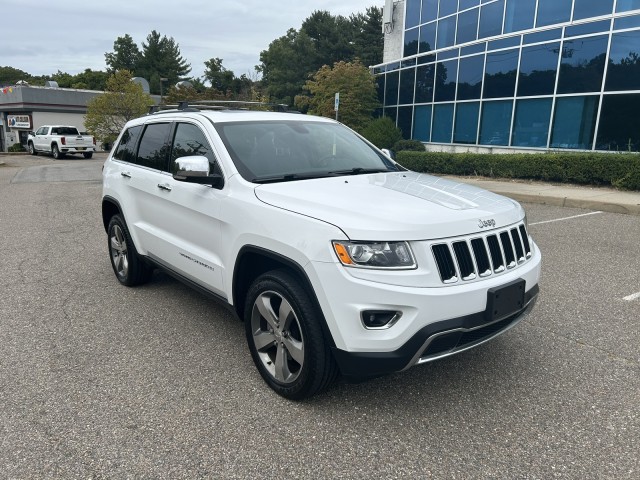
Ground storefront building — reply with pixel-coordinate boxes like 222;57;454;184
375;0;640;151
0;85;100;152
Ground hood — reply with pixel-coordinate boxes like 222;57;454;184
254;172;523;240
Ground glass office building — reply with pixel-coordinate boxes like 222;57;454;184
374;0;640;151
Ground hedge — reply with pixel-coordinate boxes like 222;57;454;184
396;151;640;191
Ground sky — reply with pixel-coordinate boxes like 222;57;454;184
1;0;382;82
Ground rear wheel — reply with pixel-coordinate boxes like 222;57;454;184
52;144;64;159
83;152;93;159
244;270;337;400
28;142;37;156
107;214;152;286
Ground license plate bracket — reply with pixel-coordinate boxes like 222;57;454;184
485;279;526;322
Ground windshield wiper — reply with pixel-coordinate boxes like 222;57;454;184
251;172;330;184
328;167;392;176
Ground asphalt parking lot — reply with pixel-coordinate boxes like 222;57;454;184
0;153;638;478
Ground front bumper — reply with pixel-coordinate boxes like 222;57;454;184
332;284;538;378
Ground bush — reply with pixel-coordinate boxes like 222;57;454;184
393;139;425;152
8;143;25;152
361;117;402;149
396;151;640;191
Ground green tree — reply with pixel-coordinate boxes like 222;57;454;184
203;57;235;92
0;66;31;86
295;60;379;132
350;7;384;67
84;70;154;145
137;30;191;94
105;34;141;73
361;117;403;149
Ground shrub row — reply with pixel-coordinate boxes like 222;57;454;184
396;151;640;191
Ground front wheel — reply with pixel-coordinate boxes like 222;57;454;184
28;143;37;156
244;270;337;400
107;214;152;286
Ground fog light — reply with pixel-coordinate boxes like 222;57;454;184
361;310;402;329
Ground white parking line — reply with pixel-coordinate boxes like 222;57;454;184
623;291;640;302
529;211;602;226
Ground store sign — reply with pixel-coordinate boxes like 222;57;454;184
7;115;31;129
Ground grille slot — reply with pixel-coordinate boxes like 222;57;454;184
452;241;476;281
430;222;532;284
511;228;526;263
487;235;505;273
500;231;516;268
432;244;458;283
519;225;532;258
471;238;492;277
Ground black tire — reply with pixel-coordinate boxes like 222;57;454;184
28;142;37;156
83;152;93;159
107;214;152;286
244;270;337;400
52;144;64;159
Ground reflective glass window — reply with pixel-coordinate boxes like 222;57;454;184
402;58;417;68
399;68;416;104
597;94;640;151
461;42;486;55
404;28;420;57
438;48;460;60
518;42;560;96
405;0;422;29
536;0;572;28
557;35;608;94
573;0;614;21
457;54;484;100
565;20;611;38
422;0;439;23
523;28;562;44
432;103;455;142
439;0;458;18
413;105;433;141
136;123;171;171
398;106;414;139
454;102;480;143
459;0;479;10
434;58;458;101
617;0;640;12
606;31;640;91
457;8;479;44
550;96;599;150
488;36;520;51
478;0;505;39
614;15;640;30
479;100;513;145
419;22;437;53
437;15;457;49
512;98;552;147
415;64;436;103
113;125;142;163
385;71;399;106
418;53;437;64
376;76;385;104
483;48;519;98
504;0;535;34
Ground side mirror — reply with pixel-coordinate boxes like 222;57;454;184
380;148;396;160
173;155;223;188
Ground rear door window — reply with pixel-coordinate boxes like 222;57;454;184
136;123;171;171
112;125;143;163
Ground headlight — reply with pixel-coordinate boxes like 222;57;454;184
332;241;417;269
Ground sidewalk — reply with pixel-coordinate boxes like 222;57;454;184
446;176;640;216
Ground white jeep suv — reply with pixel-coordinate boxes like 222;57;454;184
102;103;541;399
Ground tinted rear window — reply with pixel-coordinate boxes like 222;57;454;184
136;123;171;171
113;125;143;163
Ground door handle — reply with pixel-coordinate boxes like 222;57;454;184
121;171;132;178
157;183;172;192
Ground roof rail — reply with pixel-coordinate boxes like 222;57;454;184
147;100;291;116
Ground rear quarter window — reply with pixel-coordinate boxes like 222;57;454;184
113;125;143;163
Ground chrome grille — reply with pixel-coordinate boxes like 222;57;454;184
431;223;532;284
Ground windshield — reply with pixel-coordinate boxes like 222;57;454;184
214;120;398;183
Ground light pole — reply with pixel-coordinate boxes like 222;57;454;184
160;77;168;104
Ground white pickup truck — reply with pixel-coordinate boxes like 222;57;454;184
27;125;96;159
